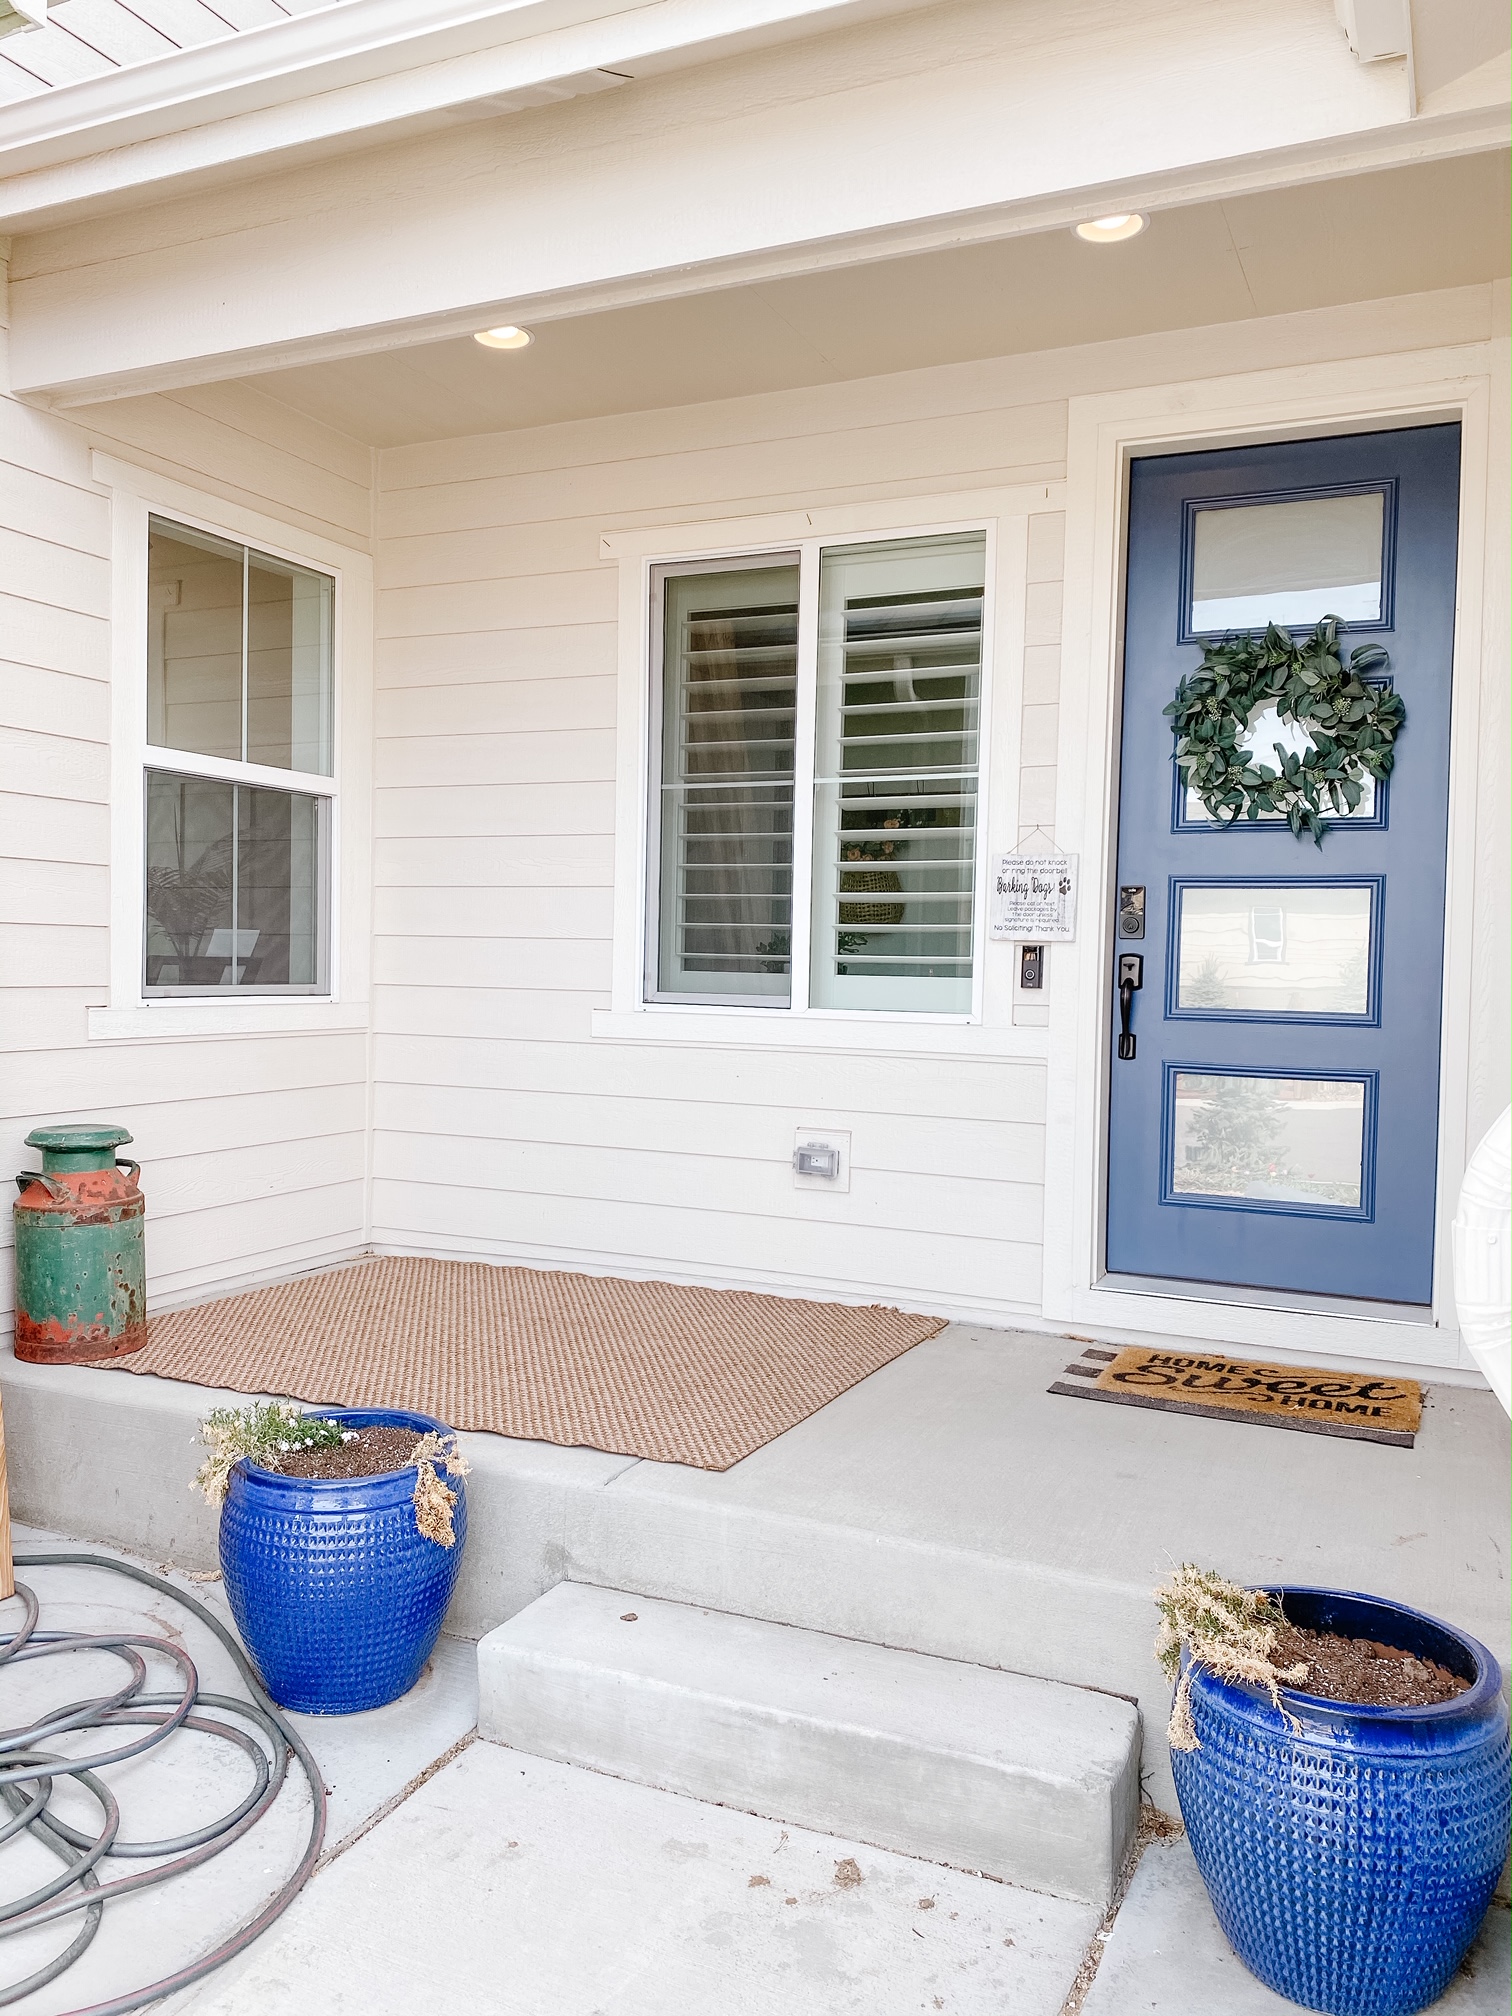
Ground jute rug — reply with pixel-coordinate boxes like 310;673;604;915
114;1257;946;1471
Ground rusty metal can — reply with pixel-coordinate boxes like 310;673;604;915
13;1125;146;1364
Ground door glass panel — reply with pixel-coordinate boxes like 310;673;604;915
1190;491;1384;632
1176;885;1372;1015
1182;702;1376;824
1170;1073;1366;1209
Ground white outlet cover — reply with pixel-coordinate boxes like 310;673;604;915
793;1127;851;1193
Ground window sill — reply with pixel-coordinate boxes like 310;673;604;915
87;1001;369;1042
591;1008;1049;1059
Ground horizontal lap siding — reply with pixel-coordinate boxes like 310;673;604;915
375;1033;1045;1124
372;368;1067;1320
0;330;374;1321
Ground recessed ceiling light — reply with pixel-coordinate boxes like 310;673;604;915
1074;213;1147;244
474;325;534;349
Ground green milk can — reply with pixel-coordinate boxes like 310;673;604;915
13;1125;147;1363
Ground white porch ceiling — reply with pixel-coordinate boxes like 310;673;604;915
0;0;344;103
234;151;1510;450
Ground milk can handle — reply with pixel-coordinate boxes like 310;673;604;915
14;1172;66;1199
116;1160;141;1186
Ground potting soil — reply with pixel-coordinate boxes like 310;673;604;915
275;1425;424;1481
1272;1622;1470;1707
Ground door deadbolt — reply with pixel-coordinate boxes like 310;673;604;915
1118;886;1146;939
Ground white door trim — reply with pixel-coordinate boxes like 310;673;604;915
1043;342;1506;1371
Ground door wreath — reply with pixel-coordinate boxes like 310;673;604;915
1164;616;1404;845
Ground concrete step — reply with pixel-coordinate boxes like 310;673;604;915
7;1326;1505;1821
477;1581;1141;1907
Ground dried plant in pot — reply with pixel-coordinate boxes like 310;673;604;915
1154;1565;1510;2016
195;1403;470;1714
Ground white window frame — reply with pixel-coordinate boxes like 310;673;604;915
650;521;994;1022
90;456;373;1041
645;548;804;1009
598;486;1066;1051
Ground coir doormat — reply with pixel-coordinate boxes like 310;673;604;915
1050;1344;1422;1447
113;1256;947;1472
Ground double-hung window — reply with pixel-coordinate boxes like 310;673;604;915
143;516;334;995
649;529;986;1015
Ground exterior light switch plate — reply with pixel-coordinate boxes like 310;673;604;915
793;1128;851;1193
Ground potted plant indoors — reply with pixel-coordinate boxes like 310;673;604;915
1154;1566;1510;2016
195;1403;470;1714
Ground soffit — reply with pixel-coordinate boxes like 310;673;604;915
0;0;345;105
225;151;1510;450
0;0;928;215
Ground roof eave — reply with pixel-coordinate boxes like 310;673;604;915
0;0;912;212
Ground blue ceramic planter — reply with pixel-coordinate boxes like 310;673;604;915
220;1407;468;1715
1173;1587;1510;2016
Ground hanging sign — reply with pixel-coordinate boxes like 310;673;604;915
990;853;1078;942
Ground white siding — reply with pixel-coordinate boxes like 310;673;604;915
0;256;373;1320
1020;509;1064;838
368;282;1506;1326
4;265;1502;1336
368;350;1072;1318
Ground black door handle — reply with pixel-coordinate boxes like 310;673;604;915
1117;954;1143;1060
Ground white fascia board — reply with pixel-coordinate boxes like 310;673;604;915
28;107;1506;412
0;0;911;223
9;0;1502;407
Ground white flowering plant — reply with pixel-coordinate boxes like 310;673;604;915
193;1402;355;1506
192;1400;470;1549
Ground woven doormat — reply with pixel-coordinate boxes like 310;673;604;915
112;1257;945;1471
1050;1344;1422;1448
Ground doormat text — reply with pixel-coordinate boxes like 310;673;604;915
1049;1345;1422;1447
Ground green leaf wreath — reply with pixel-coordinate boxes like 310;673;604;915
1164;616;1403;845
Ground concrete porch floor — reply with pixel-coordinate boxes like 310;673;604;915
2;1315;1508;1812
0;1525;1501;2016
0;1526;1102;2016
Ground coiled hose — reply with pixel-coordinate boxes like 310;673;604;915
0;1551;326;2015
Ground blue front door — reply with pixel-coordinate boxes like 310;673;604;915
1106;425;1460;1305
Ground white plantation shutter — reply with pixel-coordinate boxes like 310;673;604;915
652;559;800;1001
809;533;985;1012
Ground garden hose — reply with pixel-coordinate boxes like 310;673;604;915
0;1551;326;2015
